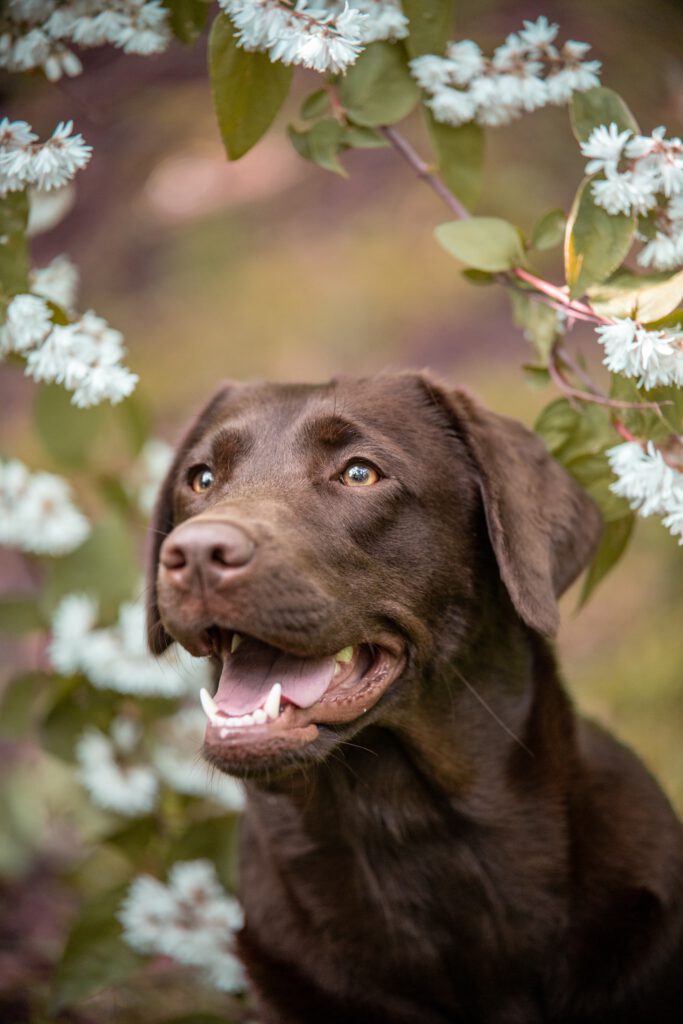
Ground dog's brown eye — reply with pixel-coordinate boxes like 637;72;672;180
340;463;380;487
189;466;214;493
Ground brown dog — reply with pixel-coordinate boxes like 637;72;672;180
148;374;683;1024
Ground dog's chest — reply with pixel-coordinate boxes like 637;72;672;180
236;782;548;1021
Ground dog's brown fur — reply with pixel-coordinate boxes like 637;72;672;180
148;374;683;1024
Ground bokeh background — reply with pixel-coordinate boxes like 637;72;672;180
1;0;682;1018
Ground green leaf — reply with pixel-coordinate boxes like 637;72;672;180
535;398;580;454
425;113;483;211
340;42;419;127
509;290;560;362
402;0;453;57
41;679;114;763
570;87;639;144
342;125;388;149
166;816;240;892
0;672;51;739
209;13;293;160
33;382;107;468
288;120;347;176
588;268;683;323
0;191;29;307
435;217;525;272
300;89;331;120
462;268;494;285
580;515;635;606
564;452;630;523
43;512;139;622
0;598;46;634
564;176;635;298
530;208;566;251
522;364;551;390
118;392;151;455
163;0;210;44
52;886;143;1011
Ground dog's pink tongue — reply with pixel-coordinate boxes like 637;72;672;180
214;637;336;716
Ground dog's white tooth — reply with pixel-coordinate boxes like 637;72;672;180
220;728;227;739
231;633;243;654
335;646;354;664
264;682;282;720
242;713;254;725
252;709;267;725
200;687;220;723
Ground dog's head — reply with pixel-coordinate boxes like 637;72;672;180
147;373;601;776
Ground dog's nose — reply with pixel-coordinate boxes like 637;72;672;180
160;520;255;587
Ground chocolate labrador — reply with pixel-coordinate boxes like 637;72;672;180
147;373;683;1024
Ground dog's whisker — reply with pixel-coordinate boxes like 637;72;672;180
452;666;535;759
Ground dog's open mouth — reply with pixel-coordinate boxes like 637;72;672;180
197;628;403;769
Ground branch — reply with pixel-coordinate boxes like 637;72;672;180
380;125;471;221
548;346;668;411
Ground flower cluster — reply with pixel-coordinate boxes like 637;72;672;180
0;0;171;81
119;860;245;993
0;118;91;194
0;288;138;408
410;16;601;128
218;0;368;74
76;718;159;817
74;710;245;816
595;316;683;390
581;123;683;270
608;441;683;544
49;594;212;697
0;458;90;555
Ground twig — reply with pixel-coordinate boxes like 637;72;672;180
380;125;471;220
549;347;666;410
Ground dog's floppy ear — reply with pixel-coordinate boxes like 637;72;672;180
422;376;602;638
146;385;234;654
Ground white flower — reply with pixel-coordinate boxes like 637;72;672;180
412;20;600;129
545;62;601;104
128;438;173;516
595;317;683;389
581;122;632;175
2;0;172;76
352;0;408;44
591;167;659;216
49;593;98;675
49;595;212;697
518;15;558;51
153;708;246;810
76;722;159;817
410;54;458;91
0;117;37;148
0;118;91;193
30;254;79;313
219;0;365;74
426;88;476;128
0;293;52;354
0;459;90;556
445;39;486;85
637;230;680;271
20;308;139;408
607;440;683;544
119;860;245;993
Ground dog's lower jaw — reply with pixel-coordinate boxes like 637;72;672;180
236;631;683;1024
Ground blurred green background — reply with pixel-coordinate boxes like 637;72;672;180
1;0;682;867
